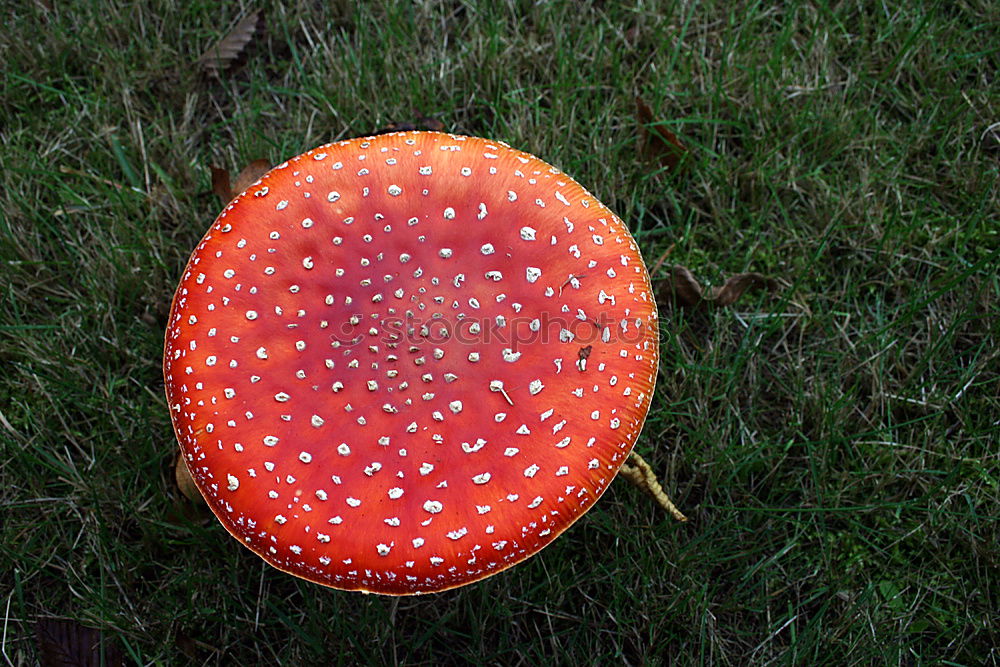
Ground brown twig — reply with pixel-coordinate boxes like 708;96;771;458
649;242;676;278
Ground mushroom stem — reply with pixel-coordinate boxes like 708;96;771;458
174;455;205;505
619;452;688;522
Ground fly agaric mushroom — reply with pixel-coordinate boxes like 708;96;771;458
164;132;658;595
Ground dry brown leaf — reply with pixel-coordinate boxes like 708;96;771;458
662;265;777;309
36;618;123;667
231;159;271;198
198;11;263;73
209;159;270;204
371;114;447;136
209;165;231;202
175;455;204;505
415;115;446;132
636;96;688;172
709;272;778;306
665;265;706;308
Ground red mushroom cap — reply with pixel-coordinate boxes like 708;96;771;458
163;132;658;595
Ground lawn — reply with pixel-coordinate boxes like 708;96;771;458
2;1;998;664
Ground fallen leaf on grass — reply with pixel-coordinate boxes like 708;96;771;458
664;265;705;307
231;159;271;197
36;618;123;667
709;271;779;306
370;115;446;135
198;11;264;74
210;159;271;204
209;165;231;202
636;96;688;172
661;265;778;309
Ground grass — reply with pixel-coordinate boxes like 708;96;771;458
2;0;998;663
